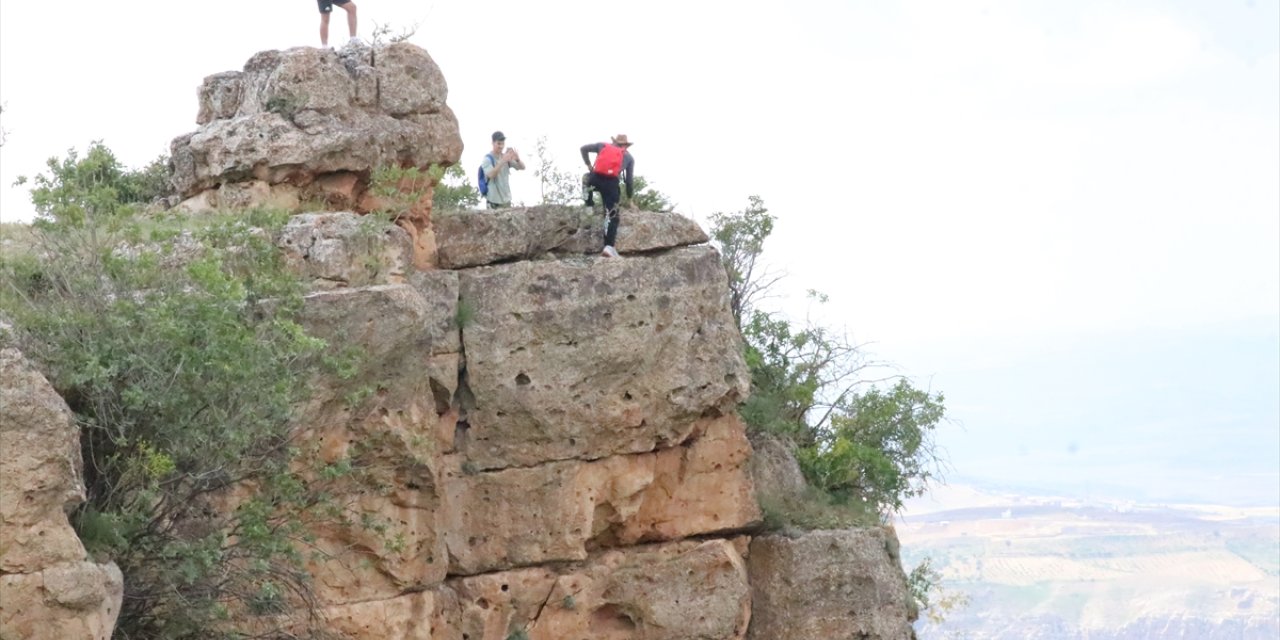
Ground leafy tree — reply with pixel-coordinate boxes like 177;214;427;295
709;196;779;325
797;379;945;512
623;174;676;212
533;135;582;205
708;197;946;516
2;144;384;639
429;162;481;211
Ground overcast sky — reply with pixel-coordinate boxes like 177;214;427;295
3;1;1277;503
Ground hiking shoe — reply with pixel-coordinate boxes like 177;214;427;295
347;36;365;47
602;245;619;258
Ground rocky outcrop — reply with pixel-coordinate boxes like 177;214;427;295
747;528;917;640
0;349;124;640
171;43;462;206
1;44;918;639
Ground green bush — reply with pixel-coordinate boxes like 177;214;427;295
797;379;944;513
710;197;947;518
1;144;381;639
430;163;481;211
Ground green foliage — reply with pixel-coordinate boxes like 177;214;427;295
709;198;947;518
0;143;389;639
758;486;877;534
370;20;419;45
533;135;581;206
709;196;775;325
908;557;970;625
799;380;945;512
430;163;481;211
506;630;530;640
623;174;676;212
13;142;173;226
454;297;476;329
369;164;431;222
119;154;175;204
265;92;307;119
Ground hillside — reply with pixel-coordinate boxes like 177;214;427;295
898;485;1280;639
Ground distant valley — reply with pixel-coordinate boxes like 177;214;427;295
897;485;1280;639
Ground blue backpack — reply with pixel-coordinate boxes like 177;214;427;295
477;154;495;197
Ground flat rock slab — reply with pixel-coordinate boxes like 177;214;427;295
434;206;709;269
457;245;748;470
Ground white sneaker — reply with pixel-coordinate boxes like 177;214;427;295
347;36;365;47
601;245;620;258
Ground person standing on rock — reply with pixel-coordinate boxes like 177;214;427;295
581;135;636;258
318;0;360;48
482;131;525;209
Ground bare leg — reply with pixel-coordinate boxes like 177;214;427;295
342;2;358;38
319;13;331;45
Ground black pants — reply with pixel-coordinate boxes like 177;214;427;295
587;172;621;247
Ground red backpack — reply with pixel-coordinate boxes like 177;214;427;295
593;144;624;177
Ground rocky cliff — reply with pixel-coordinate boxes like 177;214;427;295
0;349;123;639
0;43;916;640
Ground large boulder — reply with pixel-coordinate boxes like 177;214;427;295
747;528;917;640
171;43;463;205
0;349;124;639
456;245;749;470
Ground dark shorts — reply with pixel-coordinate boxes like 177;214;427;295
318;0;350;14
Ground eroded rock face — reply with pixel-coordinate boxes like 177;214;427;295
171;42;463;206
457;245;749;470
440;538;752;640
443;415;760;576
291;282;459;604
278;212;414;289
0;349;124;639
747;528;917;640
434;206;709;269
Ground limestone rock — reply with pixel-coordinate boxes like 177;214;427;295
747;431;810;514
618;414;761;545
0;348;87;572
291;283;459;604
0;348;124;639
442;415;759;576
439;538;752;640
0;562;124;640
171;44;462;201
277;212;413;289
457;245;748;470
616;208;711;254
435;206;709;269
747;528;917;640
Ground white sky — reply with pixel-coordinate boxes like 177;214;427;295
2;2;1278;502
2;0;1276;348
